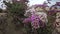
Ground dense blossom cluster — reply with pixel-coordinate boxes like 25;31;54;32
31;14;40;29
23;14;45;29
36;12;48;23
23;6;47;29
23;3;60;34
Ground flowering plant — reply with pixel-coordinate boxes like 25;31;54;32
23;14;46;29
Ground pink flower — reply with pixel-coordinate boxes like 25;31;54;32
23;14;46;29
31;14;40;29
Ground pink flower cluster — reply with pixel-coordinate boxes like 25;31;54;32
23;14;45;29
31;14;40;29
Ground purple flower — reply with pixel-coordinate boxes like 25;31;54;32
31;14;39;21
56;2;60;6
23;14;46;29
23;17;31;24
49;10;56;15
31;14;40;29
